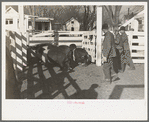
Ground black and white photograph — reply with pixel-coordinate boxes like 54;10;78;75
2;1;148;120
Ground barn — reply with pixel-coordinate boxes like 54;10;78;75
63;17;80;31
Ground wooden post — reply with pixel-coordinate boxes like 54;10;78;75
42;23;44;32
96;6;102;66
134;19;139;32
13;17;17;31
49;21;52;30
18;5;24;33
128;31;133;56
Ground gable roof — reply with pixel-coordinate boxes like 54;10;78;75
64;17;79;24
121;10;144;27
6;5;30;15
6;5;18;12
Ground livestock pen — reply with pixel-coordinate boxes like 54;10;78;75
5;5;145;100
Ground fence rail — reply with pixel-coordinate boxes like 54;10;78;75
126;31;145;63
29;31;90;47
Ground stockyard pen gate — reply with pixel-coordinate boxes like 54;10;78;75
5;5;145;99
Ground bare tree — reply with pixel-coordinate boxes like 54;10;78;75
82;5;96;31
103;5;122;30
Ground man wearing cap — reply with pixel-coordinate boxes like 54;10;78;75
102;23;118;83
119;26;135;72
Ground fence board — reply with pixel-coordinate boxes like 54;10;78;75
131;52;144;57
131;46;144;50
133;59;144;63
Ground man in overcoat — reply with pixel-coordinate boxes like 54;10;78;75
102;24;118;83
114;29;123;72
119;26;135;72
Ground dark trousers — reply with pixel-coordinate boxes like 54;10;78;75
121;50;135;72
113;49;121;73
103;57;116;80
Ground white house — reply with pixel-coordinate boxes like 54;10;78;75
63;17;80;31
121;10;144;32
5;6;54;33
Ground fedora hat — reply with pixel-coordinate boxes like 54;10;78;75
102;23;109;30
119;26;125;31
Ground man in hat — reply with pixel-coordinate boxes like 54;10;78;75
119;26;135;72
114;29;123;72
102;23;118;83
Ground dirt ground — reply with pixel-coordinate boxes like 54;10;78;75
19;57;144;99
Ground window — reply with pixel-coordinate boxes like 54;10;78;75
9;20;13;24
71;21;74;24
38;23;42;30
45;23;49;30
28;21;32;26
6;19;13;24
71;27;74;31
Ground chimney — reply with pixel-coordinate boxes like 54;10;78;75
128;8;130;15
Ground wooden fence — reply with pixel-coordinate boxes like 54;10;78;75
82;31;145;64
6;30;28;80
6;29;144;81
29;31;88;48
126;31;145;63
82;31;97;62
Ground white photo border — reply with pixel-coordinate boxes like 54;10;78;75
2;1;148;120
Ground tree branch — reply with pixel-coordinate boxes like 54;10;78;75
103;6;114;25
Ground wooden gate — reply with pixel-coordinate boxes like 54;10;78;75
82;31;97;62
126;31;145;63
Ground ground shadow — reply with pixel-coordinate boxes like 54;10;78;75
20;58;99;99
69;84;99;99
109;85;144;99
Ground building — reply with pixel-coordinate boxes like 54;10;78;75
34;17;54;32
121;10;144;32
63;17;80;31
5;6;54;33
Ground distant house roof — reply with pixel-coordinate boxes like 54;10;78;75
64;17;79;25
35;17;54;22
134;10;144;19
119;5;144;21
6;6;54;21
6;5;29;15
121;10;144;27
